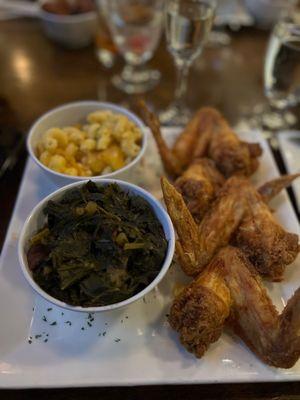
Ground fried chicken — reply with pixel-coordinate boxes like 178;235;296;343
169;246;300;368
234;183;299;281
175;158;224;221
139;101;262;178
169;255;231;358
162;173;299;280
161;176;247;276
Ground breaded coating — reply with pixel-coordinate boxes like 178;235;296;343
169;246;300;368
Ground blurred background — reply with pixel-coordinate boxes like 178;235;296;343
0;0;298;128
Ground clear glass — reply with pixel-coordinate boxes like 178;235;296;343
160;0;216;125
104;0;164;94
95;0;118;68
262;9;300;129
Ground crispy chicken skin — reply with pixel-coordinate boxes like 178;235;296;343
222;247;300;368
161;176;247;277
169;246;300;368
175;158;224;221
169;257;231;358
172;107;222;167
138;101;262;178
162;173;299;280
235;186;299;281
207;122;262;177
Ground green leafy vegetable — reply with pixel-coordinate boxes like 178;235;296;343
27;182;168;307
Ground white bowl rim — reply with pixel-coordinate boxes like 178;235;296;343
38;0;97;23
18;178;175;313
27;100;148;182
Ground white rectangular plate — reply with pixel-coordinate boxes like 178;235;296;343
0;128;299;389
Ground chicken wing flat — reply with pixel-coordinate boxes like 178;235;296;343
161;176;247;277
235;184;299;281
175;158;224;221
169;246;300;368
222;247;300;368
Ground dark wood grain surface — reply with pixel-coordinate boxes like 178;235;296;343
0;18;300;399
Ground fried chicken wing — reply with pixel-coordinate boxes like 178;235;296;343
169;256;231;358
222;247;300;368
235;184;299;281
172;107;222;166
169;246;300;368
207;122;262;177
161;176;247;276
175;158;224;221
139;101;262;178
163;172;299;280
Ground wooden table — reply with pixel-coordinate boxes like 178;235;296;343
0;18;299;399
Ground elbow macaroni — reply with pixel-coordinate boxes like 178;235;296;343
37;111;142;177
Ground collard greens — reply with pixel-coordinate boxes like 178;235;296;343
27;182;168;307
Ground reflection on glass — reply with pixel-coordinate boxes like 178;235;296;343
263;9;300;129
95;0;118;68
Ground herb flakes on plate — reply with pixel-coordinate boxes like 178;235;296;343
27;181;168;307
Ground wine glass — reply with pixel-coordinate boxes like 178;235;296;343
104;0;164;94
160;0;216;125
262;8;300;130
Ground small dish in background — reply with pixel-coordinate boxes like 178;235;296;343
39;0;98;48
244;0;293;29
0;0;98;48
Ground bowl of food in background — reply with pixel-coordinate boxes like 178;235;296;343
18;179;175;312
244;0;293;29
39;0;98;48
27;101;147;186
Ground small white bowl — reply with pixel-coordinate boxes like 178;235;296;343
27;101;148;187
39;0;98;49
18;178;175;313
244;0;291;29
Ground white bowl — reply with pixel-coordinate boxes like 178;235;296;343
39;0;98;49
18;178;175;313
244;0;291;29
27;101;148;187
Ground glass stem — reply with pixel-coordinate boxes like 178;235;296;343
174;62;190;107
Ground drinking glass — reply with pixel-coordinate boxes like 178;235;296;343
95;0;118;68
104;0;164;94
263;9;300;129
160;0;216;125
